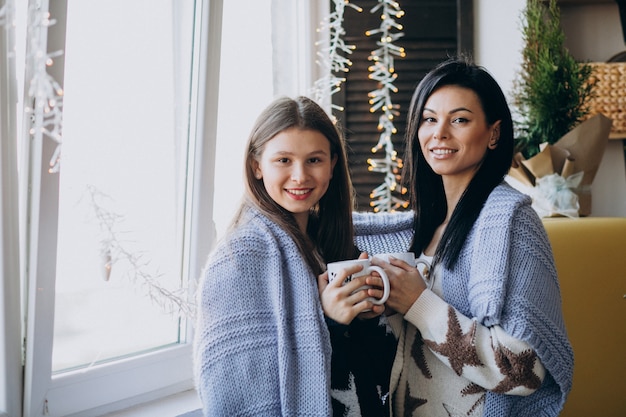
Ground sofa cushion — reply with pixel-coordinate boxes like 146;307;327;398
542;217;626;417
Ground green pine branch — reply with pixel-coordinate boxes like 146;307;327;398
512;0;595;159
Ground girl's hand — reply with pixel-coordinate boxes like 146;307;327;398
317;260;384;324
370;256;427;315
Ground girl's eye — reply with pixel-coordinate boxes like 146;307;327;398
277;157;289;163
308;157;322;164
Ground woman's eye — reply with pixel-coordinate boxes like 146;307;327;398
452;117;468;124
422;116;436;123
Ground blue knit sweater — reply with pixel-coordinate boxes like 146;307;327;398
353;183;573;417
193;207;332;416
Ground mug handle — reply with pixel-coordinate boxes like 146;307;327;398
415;259;432;287
364;265;389;305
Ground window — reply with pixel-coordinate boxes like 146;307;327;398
11;0;223;415
1;0;318;414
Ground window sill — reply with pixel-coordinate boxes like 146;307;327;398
102;389;201;417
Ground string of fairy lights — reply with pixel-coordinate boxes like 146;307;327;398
313;0;408;212
365;0;408;212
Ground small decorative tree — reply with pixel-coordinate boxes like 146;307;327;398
512;0;595;159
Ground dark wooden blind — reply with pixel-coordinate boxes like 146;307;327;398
334;0;473;211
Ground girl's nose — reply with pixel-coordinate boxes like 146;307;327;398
291;163;307;182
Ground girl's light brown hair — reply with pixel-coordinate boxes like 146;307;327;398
236;96;356;273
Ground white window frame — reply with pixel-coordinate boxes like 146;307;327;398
1;0;24;415
2;0;325;414
18;0;223;415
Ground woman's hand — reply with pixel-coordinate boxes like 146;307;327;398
370;256;427;315
317;254;385;324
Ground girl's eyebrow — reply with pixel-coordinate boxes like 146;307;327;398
269;149;330;157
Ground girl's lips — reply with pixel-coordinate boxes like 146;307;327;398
286;188;313;200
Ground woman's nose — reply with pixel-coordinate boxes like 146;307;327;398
433;123;448;140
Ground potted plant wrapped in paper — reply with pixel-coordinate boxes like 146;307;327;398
508;0;611;217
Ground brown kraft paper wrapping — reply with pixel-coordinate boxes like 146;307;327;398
509;114;612;216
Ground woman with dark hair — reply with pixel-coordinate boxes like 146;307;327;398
355;57;573;416
194;96;395;416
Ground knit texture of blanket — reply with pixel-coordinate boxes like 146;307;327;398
193;207;332;416
352;183;574;417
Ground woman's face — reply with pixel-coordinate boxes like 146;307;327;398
253;127;337;232
418;85;500;189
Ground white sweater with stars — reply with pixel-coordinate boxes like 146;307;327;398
352;183;573;417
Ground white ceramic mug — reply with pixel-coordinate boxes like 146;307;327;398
372;252;416;266
373;251;431;285
326;259;390;305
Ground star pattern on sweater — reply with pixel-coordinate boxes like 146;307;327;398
461;383;486;416
492;345;542;393
403;381;426;417
410;329;432;379
331;372;362;417
423;306;484;376
442;403;469;417
460;382;485;397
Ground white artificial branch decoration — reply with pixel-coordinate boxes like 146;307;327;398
87;185;196;320
0;3;9;27
24;3;64;173
311;0;362;115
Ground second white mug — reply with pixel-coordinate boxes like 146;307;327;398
372;251;416;266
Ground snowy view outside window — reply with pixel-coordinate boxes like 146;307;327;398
47;0;195;372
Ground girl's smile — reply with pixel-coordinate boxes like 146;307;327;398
254;127;337;232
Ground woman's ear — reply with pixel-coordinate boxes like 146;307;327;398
488;120;501;149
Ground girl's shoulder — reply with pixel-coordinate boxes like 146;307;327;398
210;209;289;263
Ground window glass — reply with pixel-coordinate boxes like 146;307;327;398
51;0;195;372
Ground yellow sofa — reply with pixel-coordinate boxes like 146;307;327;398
542;217;626;417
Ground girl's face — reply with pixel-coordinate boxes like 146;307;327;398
254;127;337;232
418;85;500;190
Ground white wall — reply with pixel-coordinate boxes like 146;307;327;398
213;0;274;238
474;0;626;217
473;0;526;103
213;0;321;239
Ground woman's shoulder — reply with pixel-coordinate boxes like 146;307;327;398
480;182;536;220
352;210;414;255
479;182;546;237
352;210;414;235
487;181;532;206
